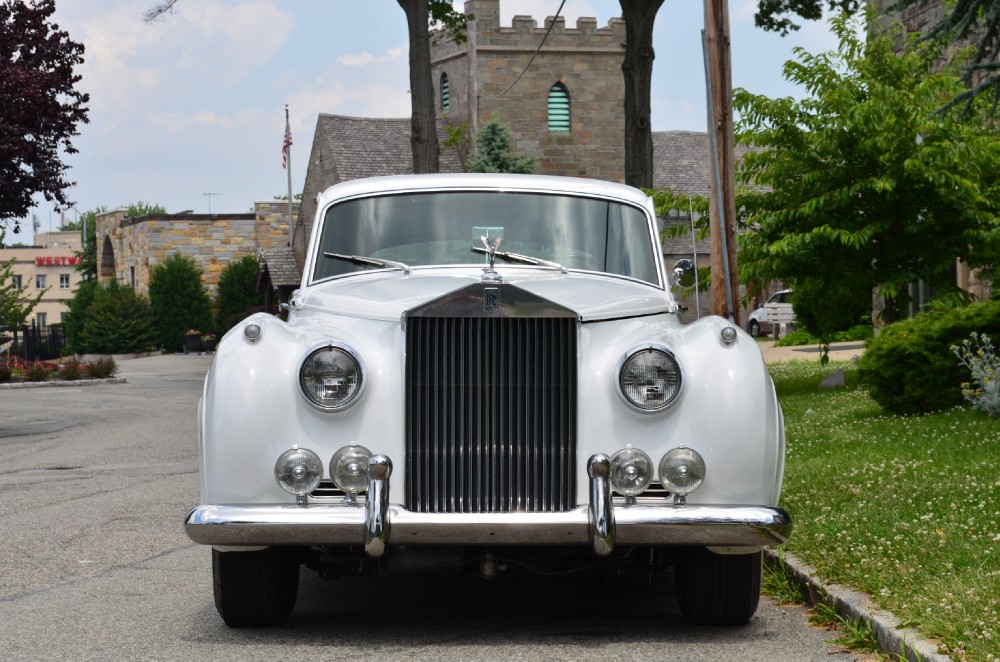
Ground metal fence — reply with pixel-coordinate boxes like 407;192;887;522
1;323;68;362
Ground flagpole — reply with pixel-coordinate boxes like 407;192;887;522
285;104;294;246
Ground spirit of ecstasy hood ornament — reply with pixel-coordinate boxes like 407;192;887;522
480;235;503;283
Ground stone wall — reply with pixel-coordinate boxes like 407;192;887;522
96;202;296;298
432;0;627;182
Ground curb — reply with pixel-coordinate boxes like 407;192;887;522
0;377;127;390
765;549;949;661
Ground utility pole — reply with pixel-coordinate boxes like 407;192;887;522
703;0;740;325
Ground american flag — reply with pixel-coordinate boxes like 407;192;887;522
282;113;293;169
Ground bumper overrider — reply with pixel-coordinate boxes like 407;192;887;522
185;455;792;556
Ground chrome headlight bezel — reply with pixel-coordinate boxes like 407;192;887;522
298;342;365;412
615;343;683;413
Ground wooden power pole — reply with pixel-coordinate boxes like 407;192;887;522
703;0;740;325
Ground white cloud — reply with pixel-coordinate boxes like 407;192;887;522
336;47;406;67
148;111;234;133
180;0;296;69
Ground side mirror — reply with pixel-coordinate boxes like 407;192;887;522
671;259;695;288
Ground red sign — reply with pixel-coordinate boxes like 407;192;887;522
34;256;81;266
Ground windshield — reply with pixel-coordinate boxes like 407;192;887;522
312;191;659;285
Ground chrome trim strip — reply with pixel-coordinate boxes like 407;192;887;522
588;454;615;556
185;503;792;548
364;455;392;557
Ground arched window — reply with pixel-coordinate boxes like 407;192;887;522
547;82;570;132
440;72;450;113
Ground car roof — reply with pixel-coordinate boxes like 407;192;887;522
316;173;653;209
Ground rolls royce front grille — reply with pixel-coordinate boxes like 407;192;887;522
405;315;577;513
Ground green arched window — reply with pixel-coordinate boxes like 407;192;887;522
547;82;570;132
441;72;450;113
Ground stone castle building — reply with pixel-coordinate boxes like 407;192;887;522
96;201;296;298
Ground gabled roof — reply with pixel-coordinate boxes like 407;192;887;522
261;246;300;288
316;114;465;182
653;130;754;195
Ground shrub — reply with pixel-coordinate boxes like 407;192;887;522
81;281;157;354
64;279;99;354
952;332;1000;418
57;358;85;380
25;361;53;382
149;254;214;352
86;356;117;379
216;254;264;335
858;299;1000;415
0;359;11;382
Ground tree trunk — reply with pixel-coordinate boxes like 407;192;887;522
399;0;440;174
620;0;664;190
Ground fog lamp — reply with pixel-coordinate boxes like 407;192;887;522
329;444;373;494
609;446;653;496
658;446;705;497
274;446;323;496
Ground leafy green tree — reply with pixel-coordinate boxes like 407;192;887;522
215;254;264;334
148;253;213;352
734;13;1000;333
756;1;1000;112
0;257;46;330
0;0;90;234
79;281;156;354
468;118;535;174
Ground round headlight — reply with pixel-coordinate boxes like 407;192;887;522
274;446;323;496
300;344;363;411
618;345;682;412
329;444;373;494
610;446;653;496
658;447;705;496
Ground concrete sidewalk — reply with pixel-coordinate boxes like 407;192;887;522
759;340;865;364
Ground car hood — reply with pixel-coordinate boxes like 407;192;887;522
294;270;673;322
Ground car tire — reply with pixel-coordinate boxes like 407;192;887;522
673;546;761;626
213;547;299;627
748;320;761;338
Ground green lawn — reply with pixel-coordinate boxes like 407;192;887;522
770;360;999;662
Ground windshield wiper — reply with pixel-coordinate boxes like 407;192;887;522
471;246;567;274
323;252;411;275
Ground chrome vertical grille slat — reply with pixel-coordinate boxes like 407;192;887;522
405;314;577;513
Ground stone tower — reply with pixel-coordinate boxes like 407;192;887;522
431;0;627;182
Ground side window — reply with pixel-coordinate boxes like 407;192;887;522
11;275;22;290
440;72;450;113
548;82;570;132
36;274;46;289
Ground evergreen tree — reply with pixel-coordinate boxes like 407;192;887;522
468;118;535;174
216;254;264;334
148;253;213;352
79;281;156;354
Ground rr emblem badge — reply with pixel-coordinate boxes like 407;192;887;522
484;287;499;312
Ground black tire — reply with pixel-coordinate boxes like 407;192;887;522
748;320;761;338
673;547;761;626
212;547;299;627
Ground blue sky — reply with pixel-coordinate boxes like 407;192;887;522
21;0;842;240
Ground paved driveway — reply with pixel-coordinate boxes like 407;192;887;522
0;354;864;661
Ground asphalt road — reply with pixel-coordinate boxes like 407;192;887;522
0;354;863;661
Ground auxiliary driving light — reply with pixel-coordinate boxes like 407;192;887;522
658;446;706;497
274;446;323;497
609;446;653;496
329;444;373;494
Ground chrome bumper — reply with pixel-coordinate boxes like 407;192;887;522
185;454;792;555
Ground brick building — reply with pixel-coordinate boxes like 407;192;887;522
95;201;296;298
0;231;84;327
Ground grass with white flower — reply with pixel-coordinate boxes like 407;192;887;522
769;360;999;662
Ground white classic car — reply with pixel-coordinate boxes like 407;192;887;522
185;173;791;627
